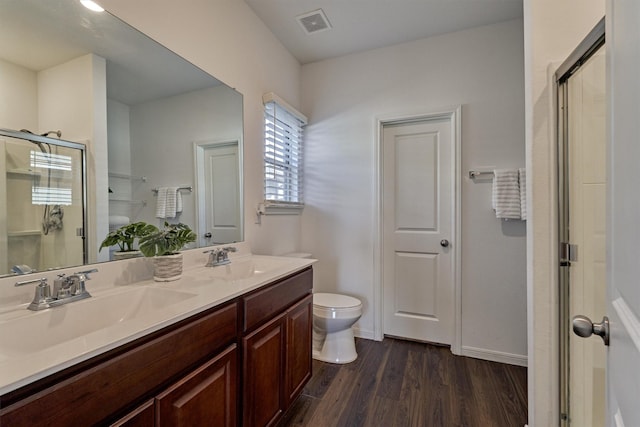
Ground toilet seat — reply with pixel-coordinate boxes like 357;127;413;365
313;293;361;309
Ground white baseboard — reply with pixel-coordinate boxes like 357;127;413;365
461;345;528;367
351;332;528;367
353;327;376;341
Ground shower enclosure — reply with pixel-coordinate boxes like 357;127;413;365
557;20;606;426
0;129;86;275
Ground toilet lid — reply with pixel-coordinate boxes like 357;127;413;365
313;292;361;309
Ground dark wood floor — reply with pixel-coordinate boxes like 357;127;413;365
279;337;527;427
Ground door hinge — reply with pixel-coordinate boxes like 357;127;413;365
560;242;578;266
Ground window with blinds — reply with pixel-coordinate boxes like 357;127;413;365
263;93;307;208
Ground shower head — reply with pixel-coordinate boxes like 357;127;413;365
40;130;62;138
19;129;62;138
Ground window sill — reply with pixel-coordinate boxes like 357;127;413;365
257;201;304;216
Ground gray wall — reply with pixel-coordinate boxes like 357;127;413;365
300;19;527;364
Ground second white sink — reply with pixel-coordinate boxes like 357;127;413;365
0;287;197;356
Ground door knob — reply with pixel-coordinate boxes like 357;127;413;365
572;315;610;346
440;239;449;247
204;232;212;238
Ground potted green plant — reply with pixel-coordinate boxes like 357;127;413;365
99;222;156;260
139;222;196;281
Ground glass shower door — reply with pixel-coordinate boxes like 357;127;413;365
558;34;607;426
1;134;86;274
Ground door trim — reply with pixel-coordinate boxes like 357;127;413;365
373;106;461;353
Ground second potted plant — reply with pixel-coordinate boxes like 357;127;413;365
139;222;196;281
100;222;156;260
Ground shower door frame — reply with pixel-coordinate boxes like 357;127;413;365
555;19;605;426
0;128;89;269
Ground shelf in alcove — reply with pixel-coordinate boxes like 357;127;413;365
7;168;41;178
8;230;41;237
108;172;147;182
109;198;147;206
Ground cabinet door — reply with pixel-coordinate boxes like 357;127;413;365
285;294;313;406
243;313;285;427
110;400;155;427
156;344;237;427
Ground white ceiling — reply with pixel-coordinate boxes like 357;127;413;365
1;0;221;105
244;0;524;64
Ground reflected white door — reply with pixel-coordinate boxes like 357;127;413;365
606;2;640;425
196;141;240;245
382;117;455;344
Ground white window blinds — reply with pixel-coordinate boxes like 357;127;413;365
263;93;307;206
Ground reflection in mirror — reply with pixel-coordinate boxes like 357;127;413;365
0;130;87;276
0;0;243;276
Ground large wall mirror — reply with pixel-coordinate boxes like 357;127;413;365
0;0;244;277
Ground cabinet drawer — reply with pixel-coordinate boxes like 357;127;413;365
157;344;237;427
0;302;238;426
242;268;312;333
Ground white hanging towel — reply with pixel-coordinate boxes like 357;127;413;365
176;190;183;214
165;187;178;218
155;187;169;219
518;168;527;220
492;169;521;220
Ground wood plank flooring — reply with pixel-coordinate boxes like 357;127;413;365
279;337;527;427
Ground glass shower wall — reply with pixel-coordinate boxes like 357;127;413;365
0;132;86;275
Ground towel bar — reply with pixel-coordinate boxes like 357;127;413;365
468;170;494;179
152;186;192;193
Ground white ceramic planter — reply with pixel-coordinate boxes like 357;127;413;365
113;250;142;261
153;253;183;282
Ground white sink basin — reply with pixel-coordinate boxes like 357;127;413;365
193;256;296;282
0;287;197;356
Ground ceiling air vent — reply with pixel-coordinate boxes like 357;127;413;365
296;9;332;35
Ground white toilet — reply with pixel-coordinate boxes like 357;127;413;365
312;292;363;364
283;252;363;364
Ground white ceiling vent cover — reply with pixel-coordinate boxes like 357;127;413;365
296;9;332;35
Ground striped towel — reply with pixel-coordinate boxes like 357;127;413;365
492;169;521;219
155;187;168;219
165;187;178;218
518;168;527;220
155;187;181;219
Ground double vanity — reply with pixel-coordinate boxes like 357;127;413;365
0;245;315;426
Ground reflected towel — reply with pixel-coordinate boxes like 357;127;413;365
165;187;178;218
518;168;527;220
492;169;521;219
155;187;168;219
176;190;183;214
156;187;181;219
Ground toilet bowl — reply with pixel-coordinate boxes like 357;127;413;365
312;292;362;364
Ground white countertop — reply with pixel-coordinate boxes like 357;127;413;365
0;249;315;395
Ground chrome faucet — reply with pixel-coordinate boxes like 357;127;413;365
15;268;97;311
204;247;237;267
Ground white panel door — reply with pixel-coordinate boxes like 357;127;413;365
606;2;640;425
198;142;240;245
382;118;454;344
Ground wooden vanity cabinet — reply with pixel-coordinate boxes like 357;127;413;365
284;294;313;406
241;268;313;426
0;266;314;427
111;400;155;427
112;344;237;427
0;302;238;427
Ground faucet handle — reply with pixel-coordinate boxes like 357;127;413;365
74;268;98;279
14;278;52;311
71;269;96;296
15;277;46;287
